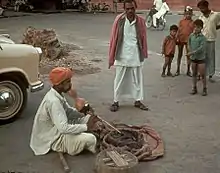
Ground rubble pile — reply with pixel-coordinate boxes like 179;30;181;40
39;54;101;75
22;26;101;75
22;26;62;60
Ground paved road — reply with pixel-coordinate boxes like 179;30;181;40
1;13;220;173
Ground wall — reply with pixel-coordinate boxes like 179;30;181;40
90;0;220;12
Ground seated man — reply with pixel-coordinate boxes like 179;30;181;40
30;67;99;156
152;0;169;27
152;0;162;15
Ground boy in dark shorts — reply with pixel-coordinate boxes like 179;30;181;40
161;25;178;77
176;6;194;77
187;19;207;96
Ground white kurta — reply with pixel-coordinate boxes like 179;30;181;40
30;88;96;156
153;0;163;11
113;18;144;102
154;2;169;19
153;2;169;27
199;11;220;41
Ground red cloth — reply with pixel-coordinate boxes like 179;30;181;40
49;67;73;85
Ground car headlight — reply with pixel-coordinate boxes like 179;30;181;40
35;47;43;61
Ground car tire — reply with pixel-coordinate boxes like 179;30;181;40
0;79;27;123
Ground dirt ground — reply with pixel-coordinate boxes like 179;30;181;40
1;13;220;173
39;43;101;75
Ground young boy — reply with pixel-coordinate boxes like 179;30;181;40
175;6;194;77
187;19;207;96
161;25;178;77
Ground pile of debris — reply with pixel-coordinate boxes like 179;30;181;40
22;26;62;60
22;26;101;75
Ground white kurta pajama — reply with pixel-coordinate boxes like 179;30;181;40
199;11;220;77
153;0;163;11
113;18;144;102
153;2;169;27
30;88;96;156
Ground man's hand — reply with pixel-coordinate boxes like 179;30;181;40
176;39;180;45
186;51;194;57
79;103;95;116
68;88;78;99
109;61;114;69
108;64;112;69
75;97;86;112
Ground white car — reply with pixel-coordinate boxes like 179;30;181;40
0;34;44;122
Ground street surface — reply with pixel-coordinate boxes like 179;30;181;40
1;13;220;173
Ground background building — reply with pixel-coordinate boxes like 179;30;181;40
90;0;220;12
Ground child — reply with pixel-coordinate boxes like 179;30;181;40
175;6;194;77
187;19;207;96
161;24;178;77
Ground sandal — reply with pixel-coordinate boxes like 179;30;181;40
190;87;197;95
175;71;180;76
110;102;119;112
209;77;215;83
202;88;207;96
161;73;166;77
186;72;192;77
167;72;173;77
134;101;149;111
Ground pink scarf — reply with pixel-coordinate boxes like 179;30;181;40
108;13;148;68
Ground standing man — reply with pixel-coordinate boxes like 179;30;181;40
197;0;220;82
30;67;99;156
108;0;149;112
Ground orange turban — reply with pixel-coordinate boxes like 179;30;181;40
49;67;73;86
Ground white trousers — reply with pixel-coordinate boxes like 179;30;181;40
153;14;158;27
51;115;97;155
153;11;166;27
114;66;144;102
